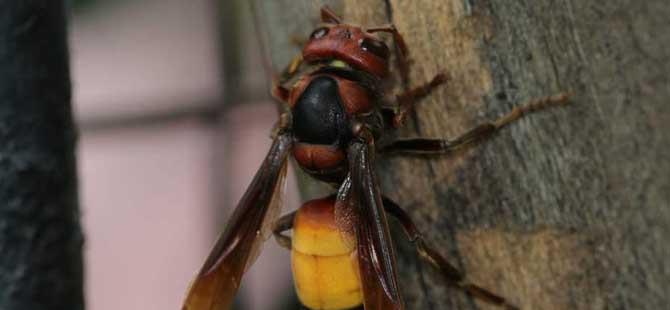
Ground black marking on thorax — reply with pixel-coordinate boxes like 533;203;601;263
293;76;352;146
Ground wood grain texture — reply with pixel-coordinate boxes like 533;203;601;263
253;0;670;309
0;1;84;310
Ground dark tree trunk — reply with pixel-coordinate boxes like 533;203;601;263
0;1;84;310
254;0;669;309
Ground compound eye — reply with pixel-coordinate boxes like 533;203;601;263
360;38;389;59
309;27;329;40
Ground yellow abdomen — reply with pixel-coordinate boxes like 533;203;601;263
291;197;362;310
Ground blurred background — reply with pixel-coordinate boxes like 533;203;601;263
70;0;309;309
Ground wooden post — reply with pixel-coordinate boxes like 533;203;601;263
0;2;84;310
254;0;670;309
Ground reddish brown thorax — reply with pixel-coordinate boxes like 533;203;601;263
288;73;374;115
302;24;390;78
286;16;393;184
292;144;345;171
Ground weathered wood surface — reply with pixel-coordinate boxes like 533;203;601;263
0;1;84;310
253;0;670;309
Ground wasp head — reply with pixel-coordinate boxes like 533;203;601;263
302;22;391;78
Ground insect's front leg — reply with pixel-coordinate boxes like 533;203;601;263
272;211;296;250
382;197;520;310
381;92;572;155
271;53;303;103
367;24;410;85
368;24;451;128
384;73;449;128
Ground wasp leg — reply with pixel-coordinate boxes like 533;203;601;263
271;53;303;103
368;25;449;127
271;82;290;104
386;73;449;128
321;6;342;24
382;92;571;154
382;197;520;310
280;54;303;81
272;211;296;250
367;24;410;86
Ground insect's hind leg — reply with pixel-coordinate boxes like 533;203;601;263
272;211;296;250
381;92;571;155
382;197;520;310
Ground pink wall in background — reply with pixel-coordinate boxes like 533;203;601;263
71;0;298;309
70;0;222;122
71;0;224;308
79;121;215;310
